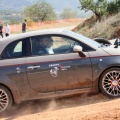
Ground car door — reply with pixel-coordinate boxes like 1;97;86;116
1;39;29;97
26;35;94;93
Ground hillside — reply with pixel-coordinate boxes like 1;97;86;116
4;18;84;34
0;0;85;23
0;0;32;10
0;0;112;12
0;0;80;12
73;12;120;40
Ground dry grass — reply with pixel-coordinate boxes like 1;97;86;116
75;13;120;40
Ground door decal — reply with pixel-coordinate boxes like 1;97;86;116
50;67;59;77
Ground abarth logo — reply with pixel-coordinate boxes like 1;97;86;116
50;67;59;77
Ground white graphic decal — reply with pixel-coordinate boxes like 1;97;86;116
50;67;59;77
49;64;59;67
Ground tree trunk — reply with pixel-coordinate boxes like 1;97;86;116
94;13;101;22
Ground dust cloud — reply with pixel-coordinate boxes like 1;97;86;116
0;93;110;120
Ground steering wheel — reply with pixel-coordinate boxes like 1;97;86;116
69;42;79;51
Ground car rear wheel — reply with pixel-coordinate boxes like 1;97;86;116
99;68;120;98
0;85;13;113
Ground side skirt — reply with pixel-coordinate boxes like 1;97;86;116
39;88;92;99
22;86;99;102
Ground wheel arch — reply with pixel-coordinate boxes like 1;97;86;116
0;83;16;104
98;66;120;92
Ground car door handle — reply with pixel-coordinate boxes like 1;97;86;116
27;66;40;70
60;66;70;70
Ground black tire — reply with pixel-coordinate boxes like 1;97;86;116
0;85;13;113
99;67;120;98
114;38;120;46
94;38;112;45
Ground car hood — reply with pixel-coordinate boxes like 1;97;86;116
101;45;120;55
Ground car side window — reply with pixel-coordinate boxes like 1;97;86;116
14;41;22;52
2;40;26;59
31;35;94;56
52;36;80;54
51;36;94;53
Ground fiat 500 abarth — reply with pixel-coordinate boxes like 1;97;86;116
0;29;120;113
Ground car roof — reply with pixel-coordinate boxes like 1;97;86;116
0;28;65;42
0;28;99;54
0;29;66;53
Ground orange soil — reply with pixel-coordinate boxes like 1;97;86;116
5;18;84;34
1;93;120;120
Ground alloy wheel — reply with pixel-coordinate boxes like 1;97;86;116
0;88;9;112
102;70;120;97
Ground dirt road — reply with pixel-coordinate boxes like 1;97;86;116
1;93;120;120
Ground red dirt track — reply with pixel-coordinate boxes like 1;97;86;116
1;93;120;120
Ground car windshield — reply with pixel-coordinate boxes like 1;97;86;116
64;30;101;47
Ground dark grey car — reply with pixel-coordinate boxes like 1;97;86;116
0;29;120;113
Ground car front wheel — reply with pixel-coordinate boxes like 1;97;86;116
99;67;120;98
0;85;13;113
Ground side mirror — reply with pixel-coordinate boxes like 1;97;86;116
73;45;86;57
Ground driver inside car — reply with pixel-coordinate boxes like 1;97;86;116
38;36;54;55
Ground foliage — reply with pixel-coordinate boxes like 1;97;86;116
60;8;78;19
0;10;23;23
22;17;35;27
0;10;21;15
23;1;56;22
107;0;120;15
9;19;20;25
74;12;120;39
79;0;108;21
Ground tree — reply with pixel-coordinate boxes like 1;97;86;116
79;0;108;21
107;0;120;15
9;19;20;25
23;1;56;22
61;8;78;19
